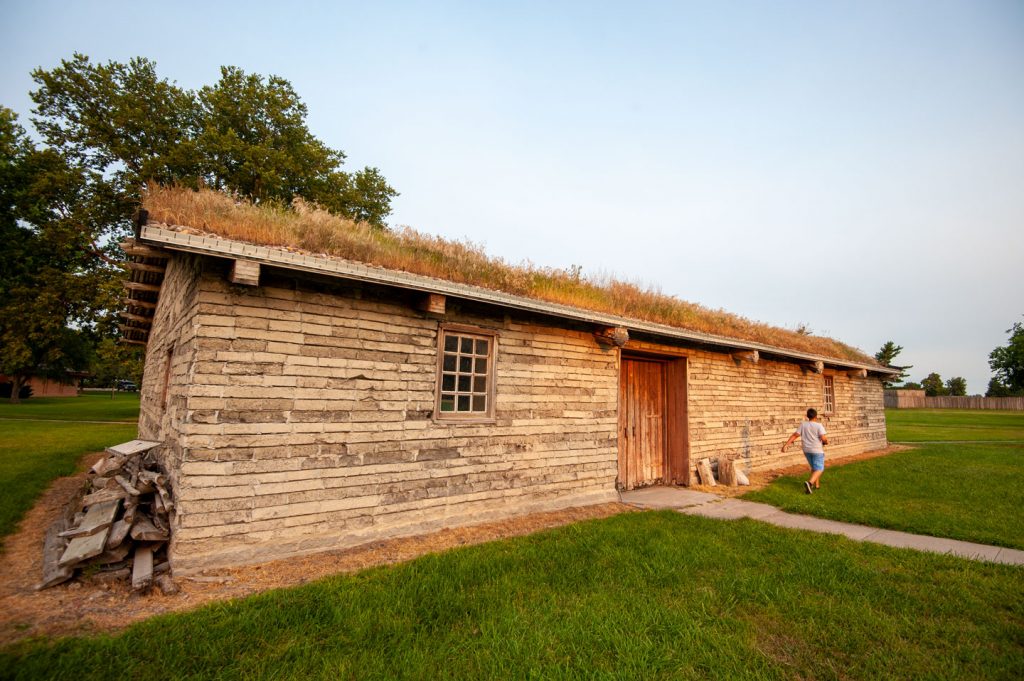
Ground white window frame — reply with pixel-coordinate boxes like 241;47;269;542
434;324;497;423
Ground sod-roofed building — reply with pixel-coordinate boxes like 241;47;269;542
124;188;897;571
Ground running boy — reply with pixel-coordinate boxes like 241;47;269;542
781;408;828;494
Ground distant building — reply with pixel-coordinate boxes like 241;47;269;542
0;372;88;398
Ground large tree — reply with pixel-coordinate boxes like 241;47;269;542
987;319;1024;396
874;341;911;388
920;372;947;397
945;376;967;397
0;108;119;402
30;54;397;229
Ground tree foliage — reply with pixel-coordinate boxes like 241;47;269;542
874;341;911;388
921;372;947;397
0;108;120;402
30;54;397;229
987;319;1024;397
944;376;967;397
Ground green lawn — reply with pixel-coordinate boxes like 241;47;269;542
0;394;138;545
0;393;141;422
744;409;1024;549
886;408;1024;442
3;511;1022;680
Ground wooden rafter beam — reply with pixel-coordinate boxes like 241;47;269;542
118;338;148;346
124;281;162;293
802;360;825;374
118;324;150;338
122;297;157;309
119;240;169;259
731;350;759;364
847;368;868;379
229;259;260;286
119;310;153;324
126;261;167;274
594;326;629;348
416;293;446;316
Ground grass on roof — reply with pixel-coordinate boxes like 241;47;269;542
142;185;875;363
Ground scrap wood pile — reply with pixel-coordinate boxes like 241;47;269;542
40;440;176;593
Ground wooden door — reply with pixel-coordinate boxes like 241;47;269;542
618;357;667;489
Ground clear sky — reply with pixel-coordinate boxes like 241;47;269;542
2;0;1022;393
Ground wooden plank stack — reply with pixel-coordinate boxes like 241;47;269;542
39;440;172;591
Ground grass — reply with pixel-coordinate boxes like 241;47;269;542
742;443;1024;549
885;408;1024;442
744;409;1024;549
143;185;875;364
3;511;1022;680
0;393;140;423
0;394;138;544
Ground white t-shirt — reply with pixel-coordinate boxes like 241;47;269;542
798;421;827;454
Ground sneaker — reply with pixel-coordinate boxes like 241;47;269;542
804;481;813;495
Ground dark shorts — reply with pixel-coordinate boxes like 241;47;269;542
804;452;825;471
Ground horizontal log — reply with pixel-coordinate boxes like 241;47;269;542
594;326;629;348
802;360;824;374
118;311;153;324
122;297;157;309
126;261;166;273
119;241;168;259
230;259;260;286
123;281;162;293
416;293;446;315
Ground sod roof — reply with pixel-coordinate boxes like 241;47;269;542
141;186;882;367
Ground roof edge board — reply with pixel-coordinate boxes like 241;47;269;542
138;225;898;376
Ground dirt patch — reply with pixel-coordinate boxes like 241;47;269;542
692;445;914;498
0;456;633;645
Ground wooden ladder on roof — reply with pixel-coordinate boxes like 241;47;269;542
118;239;169;346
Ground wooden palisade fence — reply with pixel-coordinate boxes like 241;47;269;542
884;390;1024;410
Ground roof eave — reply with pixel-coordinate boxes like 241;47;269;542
139;224;898;376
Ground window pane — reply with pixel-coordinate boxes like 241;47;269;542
458;375;471;391
474;357;487;373
440;394;455;412
459;356;473;372
444;335;458;352
475;339;489;355
472;395;486;411
441;374;455;391
457;395;470;411
443;355;456;372
460;337;474;353
473;375;487;392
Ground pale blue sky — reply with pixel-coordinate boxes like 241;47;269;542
2;1;1022;392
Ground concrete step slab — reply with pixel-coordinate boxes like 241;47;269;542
620;487;718;509
686;499;781;521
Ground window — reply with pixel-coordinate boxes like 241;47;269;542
823;376;835;414
436;326;496;420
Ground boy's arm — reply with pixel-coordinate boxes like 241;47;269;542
819;424;829;446
782;430;799;452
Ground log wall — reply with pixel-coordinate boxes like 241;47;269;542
164;261;620;570
142;253;888;571
627;339;888;474
138;253;203;488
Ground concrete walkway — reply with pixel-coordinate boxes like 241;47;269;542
620;487;1024;566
